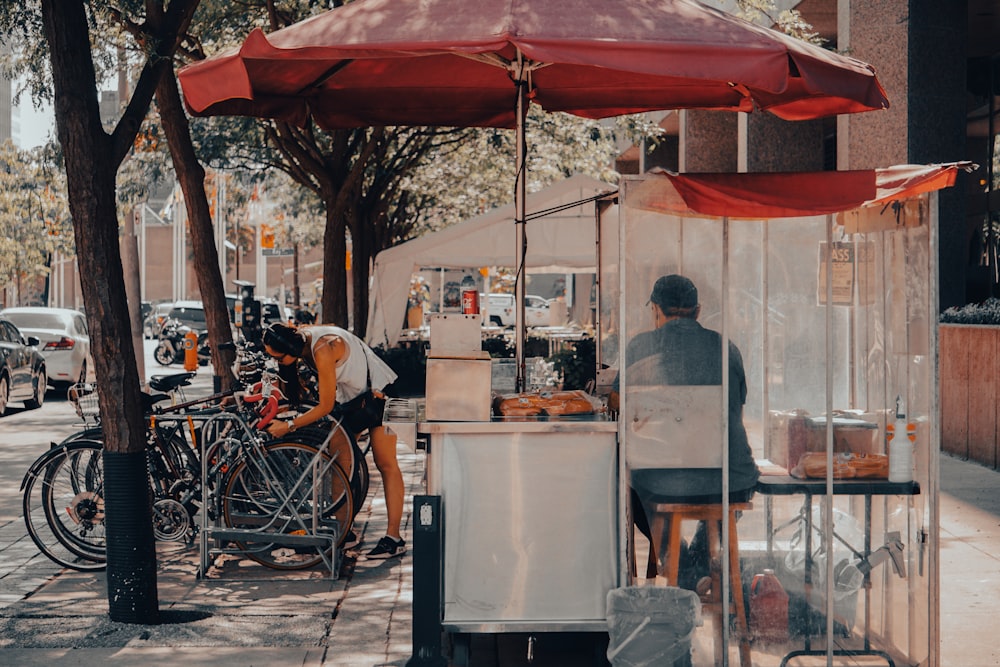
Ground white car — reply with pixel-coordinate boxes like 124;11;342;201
0;307;92;389
485;293;551;327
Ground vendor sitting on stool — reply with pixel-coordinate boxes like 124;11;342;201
611;274;760;587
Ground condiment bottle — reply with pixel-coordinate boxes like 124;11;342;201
887;395;913;483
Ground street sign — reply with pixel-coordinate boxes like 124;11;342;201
262;248;294;257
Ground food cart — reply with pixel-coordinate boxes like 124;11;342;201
412;164;964;667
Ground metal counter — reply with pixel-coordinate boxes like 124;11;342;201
418;418;619;633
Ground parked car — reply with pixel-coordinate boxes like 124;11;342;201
165;300;207;331
524;294;552;327
0;307;90;390
143;301;174;339
260;299;287;326
485;293;551;327
0;315;47;414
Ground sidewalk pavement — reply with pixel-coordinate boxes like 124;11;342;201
0;436;422;667
0;442;998;666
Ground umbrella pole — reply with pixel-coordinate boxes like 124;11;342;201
515;77;528;392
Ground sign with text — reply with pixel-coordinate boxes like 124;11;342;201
262;248;294;257
817;241;877;306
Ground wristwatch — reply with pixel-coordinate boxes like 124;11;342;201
286;419;297;432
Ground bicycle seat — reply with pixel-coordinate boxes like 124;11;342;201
149;372;196;393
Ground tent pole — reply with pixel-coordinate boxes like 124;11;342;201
514;70;528;392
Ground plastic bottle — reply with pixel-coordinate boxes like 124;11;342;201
749;568;789;643
887;395;913;483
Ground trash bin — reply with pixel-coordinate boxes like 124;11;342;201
606;586;702;667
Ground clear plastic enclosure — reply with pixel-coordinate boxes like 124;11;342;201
603;173;937;667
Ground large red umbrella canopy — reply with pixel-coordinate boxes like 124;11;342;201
179;0;889;390
179;0;888;128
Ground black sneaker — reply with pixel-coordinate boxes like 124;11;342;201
365;535;406;559
342;531;361;550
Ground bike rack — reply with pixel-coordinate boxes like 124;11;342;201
197;417;342;580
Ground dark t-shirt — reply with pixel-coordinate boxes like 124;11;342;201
622;317;760;492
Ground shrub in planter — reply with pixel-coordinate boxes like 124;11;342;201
548;338;596;391
941;297;1000;324
482;335;514;358
525;336;548;359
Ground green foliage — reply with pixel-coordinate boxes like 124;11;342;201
0;141;72;303
482;335;514;358
736;0;825;46
941;298;1000;325
480;335;549;359
402;106;658;234
547;337;596;391
524;336;550;359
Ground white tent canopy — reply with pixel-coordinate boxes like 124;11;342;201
366;174;616;348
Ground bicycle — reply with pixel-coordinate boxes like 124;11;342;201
21;438;108;570
23;342;365;573
198;379;358;572
21;373;232;570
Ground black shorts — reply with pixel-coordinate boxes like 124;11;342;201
334;391;386;435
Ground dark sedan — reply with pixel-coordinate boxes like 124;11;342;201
0;316;47;414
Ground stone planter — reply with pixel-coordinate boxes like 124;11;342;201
940;324;1000;468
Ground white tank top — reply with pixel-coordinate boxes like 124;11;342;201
304;326;396;403
304;325;367;402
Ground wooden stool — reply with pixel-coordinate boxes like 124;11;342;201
648;501;753;667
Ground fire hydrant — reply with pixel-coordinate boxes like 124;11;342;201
183;330;199;371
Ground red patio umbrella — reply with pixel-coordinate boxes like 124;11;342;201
179;0;889;389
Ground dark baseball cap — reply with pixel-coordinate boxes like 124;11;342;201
649;274;698;311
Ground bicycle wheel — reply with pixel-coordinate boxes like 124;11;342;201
293;424;369;515
22;440;107;570
56;426;104;446
220;441;354;570
42;440;108;562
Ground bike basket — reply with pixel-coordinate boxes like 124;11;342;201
68;383;100;421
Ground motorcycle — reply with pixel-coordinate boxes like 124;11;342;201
154;318;211;366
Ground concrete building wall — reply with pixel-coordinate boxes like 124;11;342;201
681;110;738;173
746;115;828;172
139;221;325;308
837;0;910;170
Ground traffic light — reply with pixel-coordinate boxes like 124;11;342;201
260;224;275;249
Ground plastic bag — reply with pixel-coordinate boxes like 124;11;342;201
606;586;701;667
780;507;865;628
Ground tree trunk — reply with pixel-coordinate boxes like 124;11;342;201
349;207;372;339
41;0;159;623
156;65;236;390
321;198;349;326
41;0;198;624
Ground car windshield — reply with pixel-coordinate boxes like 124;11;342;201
4;313;66;329
170;308;205;324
